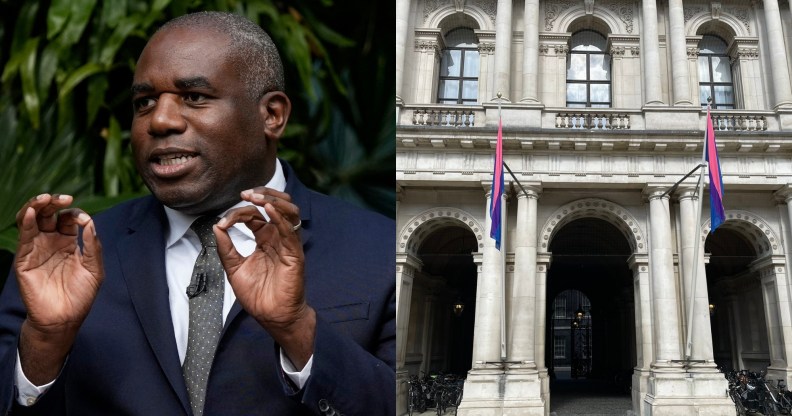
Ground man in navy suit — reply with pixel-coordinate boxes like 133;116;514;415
0;11;395;416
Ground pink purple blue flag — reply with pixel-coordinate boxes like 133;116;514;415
490;117;504;249
706;108;725;231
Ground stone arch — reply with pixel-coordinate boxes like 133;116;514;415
700;210;784;258
687;12;750;38
398;207;485;257
551;6;626;35
539;198;647;254
426;5;494;32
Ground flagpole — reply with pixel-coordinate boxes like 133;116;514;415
684;98;711;360
497;92;507;362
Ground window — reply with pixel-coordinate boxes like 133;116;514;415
554;297;567;319
698;35;734;109
554;336;566;358
566;30;611;108
438;28;479;105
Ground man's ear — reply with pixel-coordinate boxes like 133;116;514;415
259;91;291;140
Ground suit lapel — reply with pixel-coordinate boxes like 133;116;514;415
117;197;191;414
222;160;313;333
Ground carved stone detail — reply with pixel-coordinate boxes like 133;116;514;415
423;0;445;24
415;40;440;54
545;0;573;31
684;6;705;23
539;199;647;252
479;42;495;55
606;1;634;33
398;207;486;253
687;47;700;58
472;0;497;24
725;7;751;35
711;2;722;19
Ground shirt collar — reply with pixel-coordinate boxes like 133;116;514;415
164;159;287;248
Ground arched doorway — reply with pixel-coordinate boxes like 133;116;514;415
405;224;477;378
707;227;769;373
546;217;635;412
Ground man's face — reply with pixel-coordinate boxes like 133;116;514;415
131;26;275;215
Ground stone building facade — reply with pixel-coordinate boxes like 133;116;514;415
396;0;792;415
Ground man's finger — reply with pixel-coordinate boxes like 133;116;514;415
263;203;302;249
56;209;89;237
241;187;293;203
241;190;300;231
214;223;245;277
81;219;104;283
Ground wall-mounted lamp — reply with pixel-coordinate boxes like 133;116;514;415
709;303;715;316
453;299;465;317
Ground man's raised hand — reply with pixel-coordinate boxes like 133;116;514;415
15;194;104;385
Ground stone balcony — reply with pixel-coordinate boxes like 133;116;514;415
397;103;784;132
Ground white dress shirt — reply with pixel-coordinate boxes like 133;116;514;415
16;160;312;406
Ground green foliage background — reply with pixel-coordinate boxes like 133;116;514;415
0;0;395;274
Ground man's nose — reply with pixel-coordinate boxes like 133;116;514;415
148;94;187;136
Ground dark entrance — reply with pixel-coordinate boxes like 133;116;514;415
706;226;769;373
409;225;477;377
546;217;635;411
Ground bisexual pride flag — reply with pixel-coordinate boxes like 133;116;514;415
706;108;725;231
490;117;504;249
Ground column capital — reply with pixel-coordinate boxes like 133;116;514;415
628;253;650;271
516;183;542;200
675;186;699;201
396;252;423;270
643;184;674;201
774;185;792;203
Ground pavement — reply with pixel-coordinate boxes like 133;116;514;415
411;379;634;416
549;379;633;416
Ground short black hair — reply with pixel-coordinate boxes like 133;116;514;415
158;11;285;99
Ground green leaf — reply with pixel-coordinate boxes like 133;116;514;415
0;227;18;254
19;37;41;130
86;76;108;126
56;0;98;48
99;17;139;66
37;43;59;102
11;2;39;55
100;0;127;28
47;0;71;40
58;62;105;101
103;116;123;196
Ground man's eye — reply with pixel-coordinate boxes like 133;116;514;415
133;97;156;111
184;93;206;103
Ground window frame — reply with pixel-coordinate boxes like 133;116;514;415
698;35;735;109
566;30;612;108
437;28;479;105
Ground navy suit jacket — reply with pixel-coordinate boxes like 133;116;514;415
0;162;396;415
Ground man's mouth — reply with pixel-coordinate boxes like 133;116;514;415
157;153;196;166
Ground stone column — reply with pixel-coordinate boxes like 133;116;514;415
395;0;410;104
520;0;539;103
645;186;683;366
471;188;505;368
629;254;652;416
727;39;762;110
396;253;421;416
419;294;437;375
763;0;792;108
535;254;551;411
493;0;512;101
396;254;421;370
413;29;442;103
641;0;663;105
476;31;496;106
508;185;541;366
667;0;693;105
676;187;716;364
